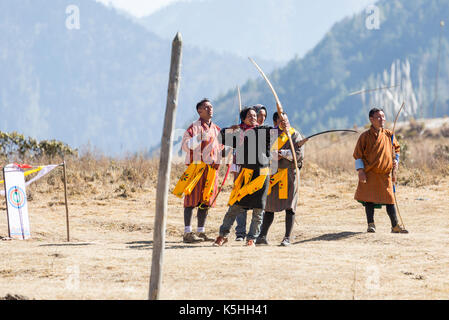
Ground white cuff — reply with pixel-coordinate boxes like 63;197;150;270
185;135;201;150
355;158;364;170
279;149;293;161
230;164;240;173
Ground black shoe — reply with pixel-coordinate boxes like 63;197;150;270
255;236;268;245
235;235;245;241
280;237;290;246
391;224;409;234
183;232;202;243
367;223;376;233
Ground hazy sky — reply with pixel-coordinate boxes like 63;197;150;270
96;0;375;18
95;0;190;17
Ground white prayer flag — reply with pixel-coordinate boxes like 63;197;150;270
0;164;60;196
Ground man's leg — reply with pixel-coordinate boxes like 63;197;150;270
246;208;264;244
284;209;295;239
365;203;376;232
183;207;202;243
234;211;247;241
184;207;193;230
197;207;214;241
280;209;295;246
385;204;398;228
387;204;408;233
214;204;243;246
256;211;274;244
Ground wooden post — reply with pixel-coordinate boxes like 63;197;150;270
149;32;182;300
62;161;70;242
433;20;444;118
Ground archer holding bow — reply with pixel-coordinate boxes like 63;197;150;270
256;112;306;246
213;106;274;247
353;108;408;234
172;98;222;243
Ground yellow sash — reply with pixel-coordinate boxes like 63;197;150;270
271;127;296;152
228;167;269;206
172;162;217;203
268;168;288;199
201;164;217;203
268;127;295;200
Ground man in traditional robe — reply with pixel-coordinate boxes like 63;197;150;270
256;112;305;246
353;108;408;234
172;98;222;243
213;106;274;247
234;104;268;241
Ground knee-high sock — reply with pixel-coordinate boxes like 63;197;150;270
259;211;274;238
197;207;209;229
184;207;193;227
386;204;398;227
365;203;375;224
285;209;295;238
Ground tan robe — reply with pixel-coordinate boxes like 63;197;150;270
353;126;400;204
265;128;304;213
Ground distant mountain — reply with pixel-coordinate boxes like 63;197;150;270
139;0;373;63
212;0;449;135
0;0;278;155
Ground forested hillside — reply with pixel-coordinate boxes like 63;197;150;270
213;0;449;134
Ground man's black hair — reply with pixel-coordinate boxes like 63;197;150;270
240;106;257;123
369;107;384;118
254;104;267;115
272;111;286;123
196;98;210;110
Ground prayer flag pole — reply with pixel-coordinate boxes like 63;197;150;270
149;32;182;300
62;161;70;242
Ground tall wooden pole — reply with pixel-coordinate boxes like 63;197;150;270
62;161;70;242
149;32;182;300
433;20;444;118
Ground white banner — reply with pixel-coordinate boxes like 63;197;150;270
0;164;60;196
24;164;59;187
2;164;31;239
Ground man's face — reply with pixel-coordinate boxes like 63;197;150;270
243;110;258;127
197;101;213;121
274;113;288;128
257;109;266;125
278;114;289;130
369;111;386;130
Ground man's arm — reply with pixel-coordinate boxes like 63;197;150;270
353;134;367;183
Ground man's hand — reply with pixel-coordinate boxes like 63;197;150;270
358;169;367;184
393;159;398;170
279;119;290;131
392;159;398;183
271;150;281;161
297;138;308;148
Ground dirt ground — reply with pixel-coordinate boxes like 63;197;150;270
1;171;448;300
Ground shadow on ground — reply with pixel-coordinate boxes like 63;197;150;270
38;242;95;247
126;240;216;250
293;231;363;244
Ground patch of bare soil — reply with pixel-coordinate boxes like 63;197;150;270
0;174;448;300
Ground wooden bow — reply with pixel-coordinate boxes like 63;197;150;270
248;57;301;200
391;102;406;228
237;85;242;112
204;86;242;209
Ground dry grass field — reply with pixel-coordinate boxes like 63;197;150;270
0;121;448;300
